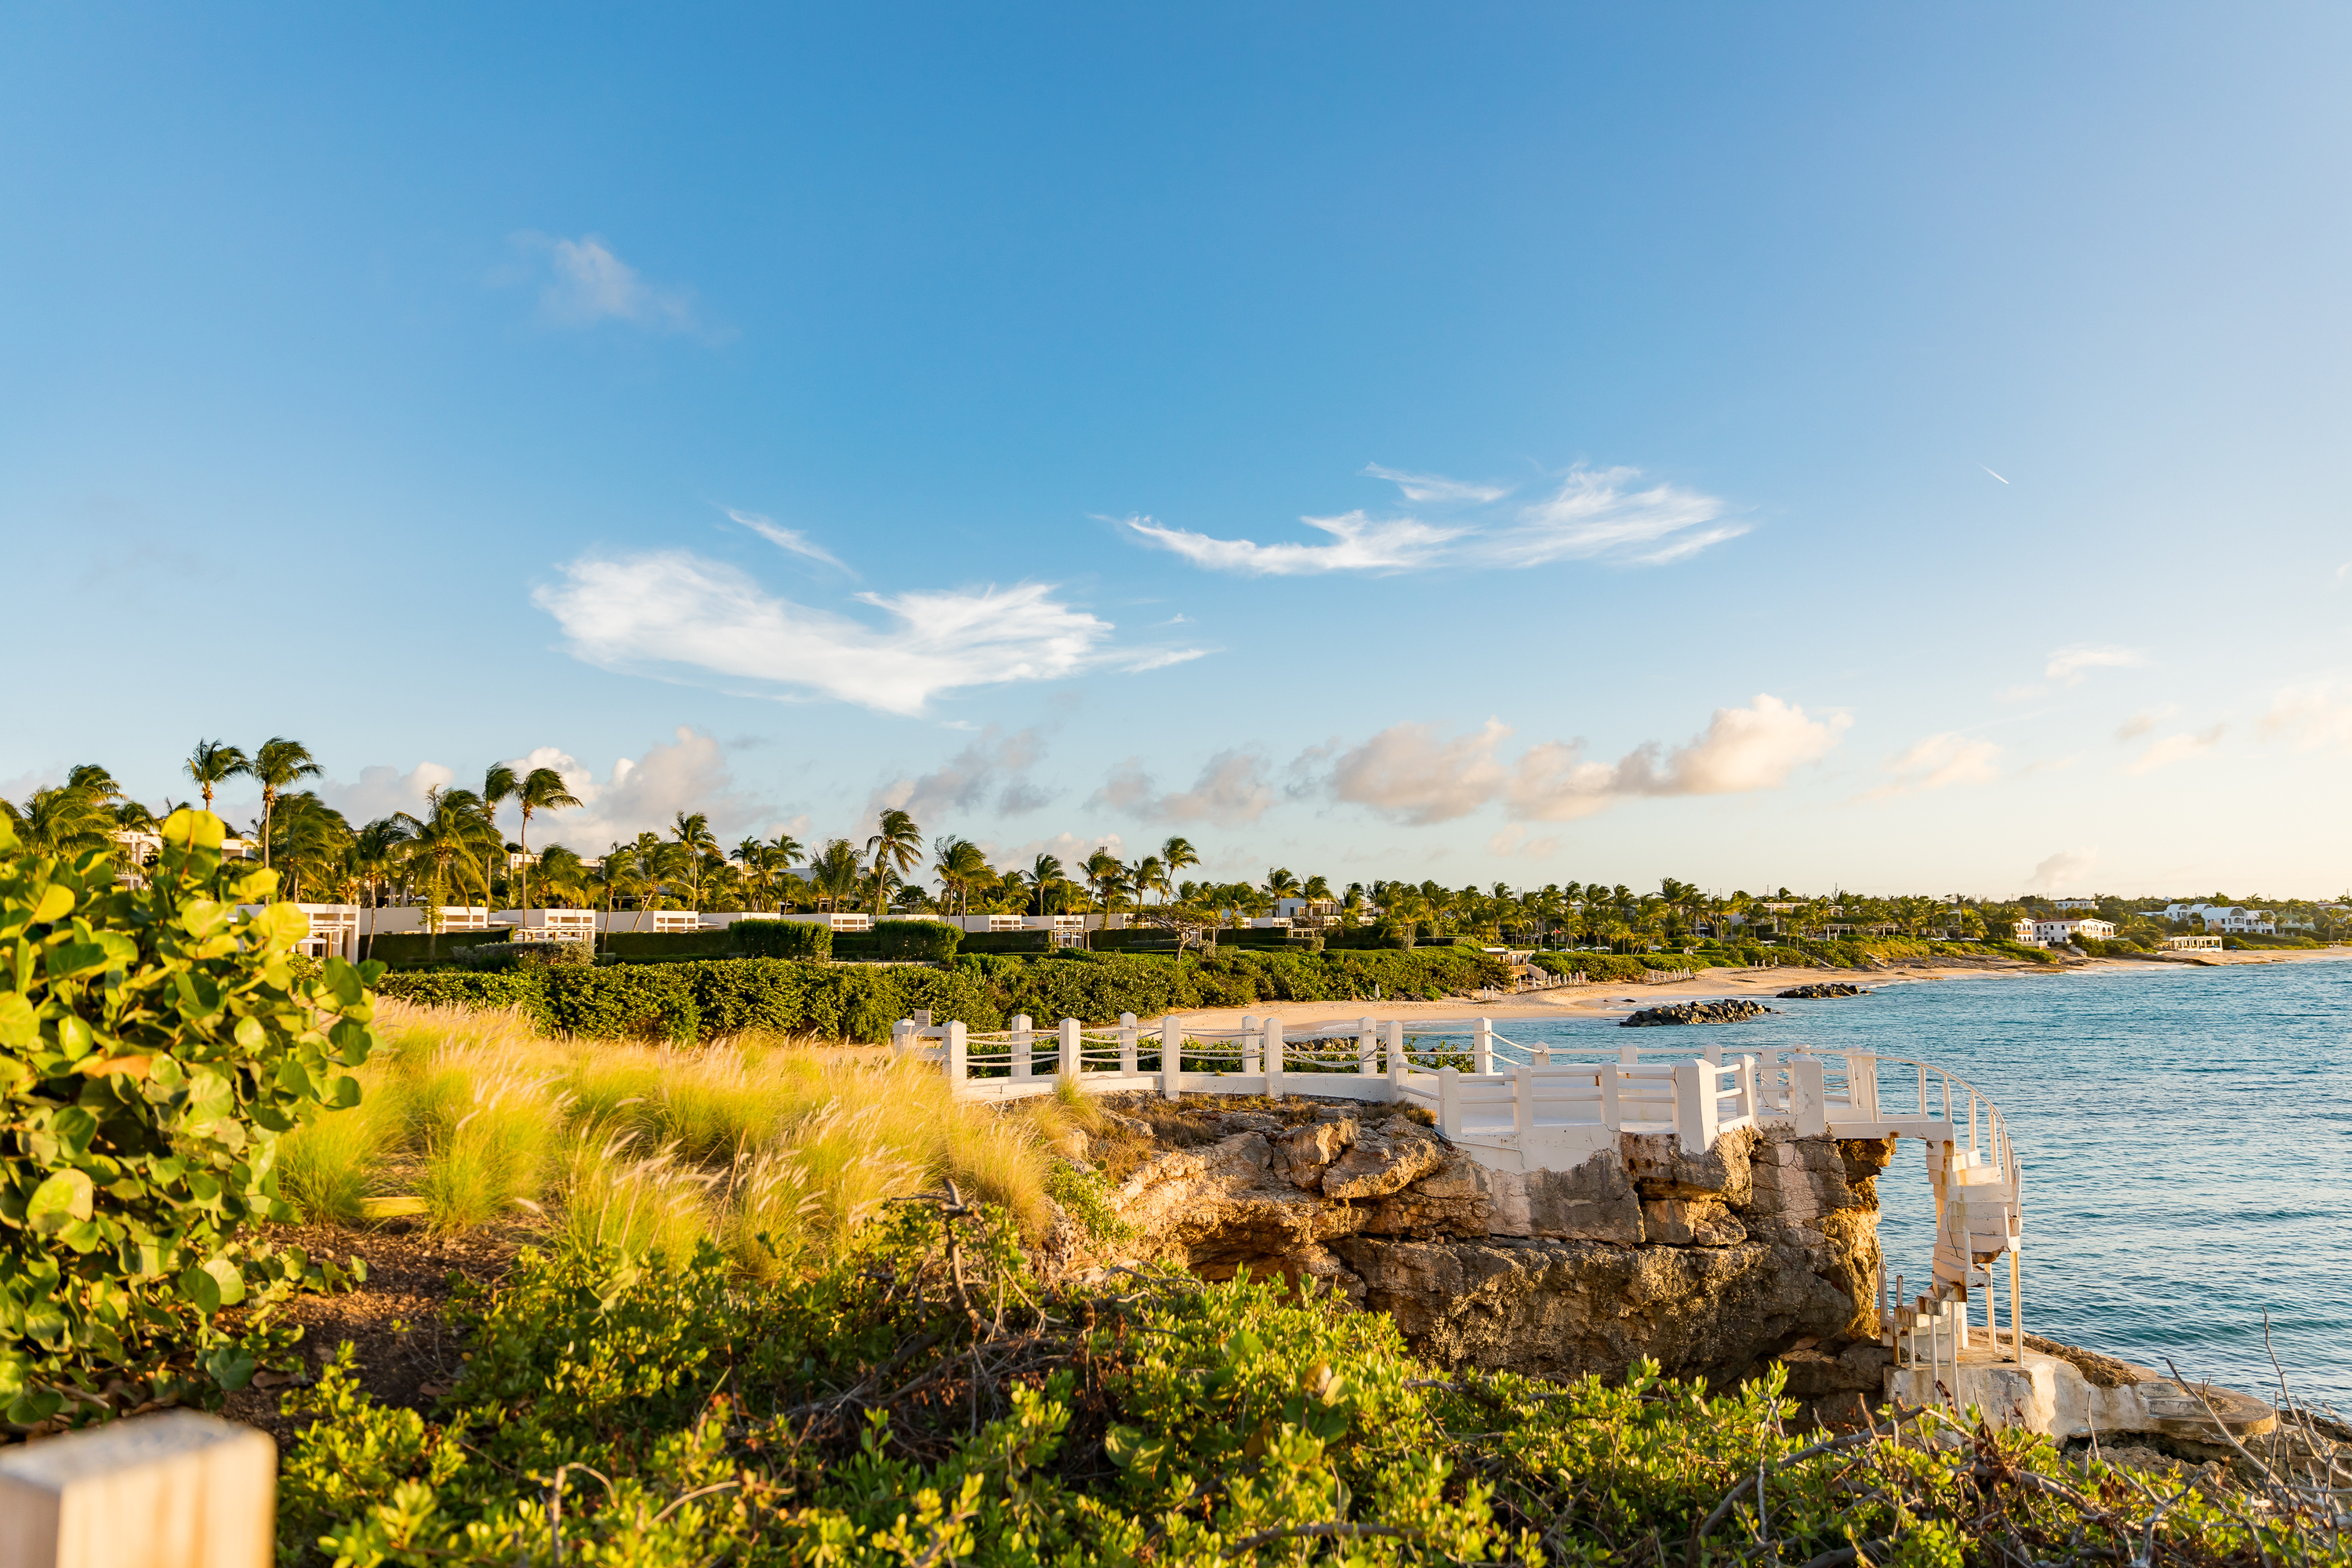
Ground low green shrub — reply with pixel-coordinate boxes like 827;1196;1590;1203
0;808;375;1428
729;918;832;960
274;1216;2331;1567
600;927;737;962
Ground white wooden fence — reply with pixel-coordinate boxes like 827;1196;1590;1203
894;1012;2017;1167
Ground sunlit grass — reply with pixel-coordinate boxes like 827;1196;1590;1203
282;999;1059;1273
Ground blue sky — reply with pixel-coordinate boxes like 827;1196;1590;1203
6;4;2350;898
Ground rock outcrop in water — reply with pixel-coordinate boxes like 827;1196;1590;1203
1621;999;1778;1027
1778;982;1867;1000
1103;1095;1896;1422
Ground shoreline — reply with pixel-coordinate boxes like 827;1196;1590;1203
1167;944;2352;1032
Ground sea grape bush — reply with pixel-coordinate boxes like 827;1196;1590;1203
276;1209;2339;1566
0;808;376;1429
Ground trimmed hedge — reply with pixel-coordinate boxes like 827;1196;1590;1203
731;919;832;960
834;920;961;962
376;945;1515;1043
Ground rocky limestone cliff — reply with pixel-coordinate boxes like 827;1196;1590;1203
1102;1094;1896;1422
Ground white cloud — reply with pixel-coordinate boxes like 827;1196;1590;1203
1320;695;1846;826
1124;463;1741;578
1486;824;1560;859
728;510;848;572
2259;683;2352;751
868;727;1053;825
1474;466;1745;568
2045;644;2148;684
2026;848;2098;895
2114;705;2177;742
320;761;458;824
510;233;710;336
1860;732;2001;800
503;727;771;851
1092;751;1277;826
2125;724;2225;775
1363;463;1512;504
535;550;1200;715
1124;510;1464;576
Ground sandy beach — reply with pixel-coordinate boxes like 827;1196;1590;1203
1166;945;2352;1033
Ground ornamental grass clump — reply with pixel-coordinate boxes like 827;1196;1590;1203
0;808;375;1429
278;999;1059;1269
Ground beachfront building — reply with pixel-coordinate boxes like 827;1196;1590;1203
2163;935;2223;951
2159;903;2276;934
2049;897;2100;911
2011;917;2037;942
2032;916;2115;946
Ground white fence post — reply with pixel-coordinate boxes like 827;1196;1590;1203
1160;1017;1181;1099
1357;1016;1377;1076
891;1018;911;1058
1240;1015;1260;1075
1011;1013;1033;1080
1513;1065;1534;1138
946;1021;967;1091
1674;1058;1719;1153
1846;1053;1880;1124
1058;1018;1080;1083
1438;1065;1462;1138
1118;1012;1138;1076
1602;1062;1622;1131
1789;1054;1828;1136
1385;1019;1405;1095
1265;1017;1285;1100
1473;1017;1494;1075
0;1409;276;1568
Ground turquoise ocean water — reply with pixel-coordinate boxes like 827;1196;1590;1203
1479;959;2352;1408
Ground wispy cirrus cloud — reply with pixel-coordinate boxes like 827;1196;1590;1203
728;509;849;572
2045;643;2149;684
506;232;722;339
2260;682;2352;751
535;550;1201;716
1123;463;1743;577
1313;695;1846;826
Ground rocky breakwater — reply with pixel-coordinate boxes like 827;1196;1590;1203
1621;999;1778;1026
1778;982;1867;1000
1105;1096;1896;1423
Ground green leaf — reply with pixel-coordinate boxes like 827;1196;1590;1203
203;1345;258;1392
0;993;35;1047
5;1388;63;1427
203;1257;246;1307
26;1170;94;1233
328;1075;362;1110
30;884;74;924
180;1262;221;1315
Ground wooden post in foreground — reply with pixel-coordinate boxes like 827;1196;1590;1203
0;1409;275;1568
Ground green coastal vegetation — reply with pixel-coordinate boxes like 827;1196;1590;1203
5;806;2347;1563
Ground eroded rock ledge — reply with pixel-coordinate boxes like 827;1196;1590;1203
1098;1094;1896;1421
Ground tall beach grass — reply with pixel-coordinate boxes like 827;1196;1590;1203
273;999;1063;1273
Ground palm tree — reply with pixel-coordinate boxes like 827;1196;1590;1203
1130;855;1167;906
184;740;247;814
810;838;864;913
671;812;720;909
1031;853;1065;916
234;738;322;876
350;818;410;957
394;787;498;960
1085;848;1128;912
933;835;993;914
1160;836;1200;887
866;810;922;916
506;768;583;915
2;785;116;858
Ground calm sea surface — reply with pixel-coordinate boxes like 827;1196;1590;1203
1483;960;2352;1407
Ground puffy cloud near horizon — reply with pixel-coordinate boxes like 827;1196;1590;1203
2026;847;2098;894
1093;750;1278;826
1319;695;1846;826
1123;463;1743;577
2259;682;2352;751
1860;732;2001;800
2125;724;2225;775
535;550;1202;715
503;727;779;850
318;760;458;824
867;726;1054;826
